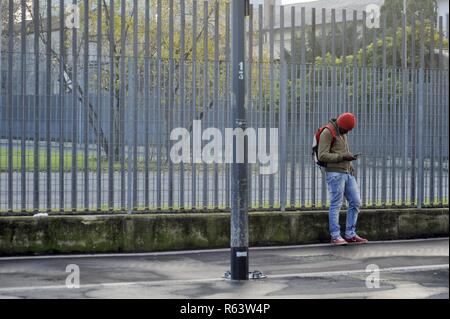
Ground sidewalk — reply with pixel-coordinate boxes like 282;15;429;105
0;238;448;299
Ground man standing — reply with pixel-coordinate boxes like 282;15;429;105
318;113;368;246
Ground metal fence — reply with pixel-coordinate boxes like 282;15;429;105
0;0;449;213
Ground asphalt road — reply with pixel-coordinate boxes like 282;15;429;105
0;238;448;299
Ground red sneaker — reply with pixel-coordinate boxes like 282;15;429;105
331;237;348;246
345;235;368;245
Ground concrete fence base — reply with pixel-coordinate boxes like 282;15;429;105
0;208;448;256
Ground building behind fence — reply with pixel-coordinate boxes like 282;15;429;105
0;0;449;213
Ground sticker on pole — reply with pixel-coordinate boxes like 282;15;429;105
236;251;248;258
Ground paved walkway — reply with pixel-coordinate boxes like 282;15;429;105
0;238;448;299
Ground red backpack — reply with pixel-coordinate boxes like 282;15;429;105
312;123;337;167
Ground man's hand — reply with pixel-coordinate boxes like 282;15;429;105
342;153;357;161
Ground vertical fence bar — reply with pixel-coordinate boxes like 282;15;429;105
191;0;197;209
83;0;89;210
71;0;79;211
132;0;138;209
300;6;306;208
352;10;358;182
144;0;150;210
381;13;387;206
214;1;220;209
410;13;416;205
0;1;1;143
417;13;425;209
388;65;393;205
0;1;1;93
424;68;429;205
438;16;444;205
429;19;436;206
320;8;326;208
119;0;126;210
0;6;2;209
444;69;449;205
33;0;41;211
289;6;296;208
180;0;186;210
168;0;174;209
46;0;52;211
279;6;286;211
132;0;138;210
428;40;434;207
96;0;102;211
331;9;336;117
108;0;115;210
7;0;14;211
127;58;133;214
361;11;367;207
0;2;1;209
371;19;377;207
311;8;316;207
268;4;274;208
391;13;397;205
432;66;437;206
20;0;27;211
340;9;346;117
202;0;209;209
156;0;162;209
446;14;449;204
341;9;346;115
257;4;263;209
401;9;407;206
60;0;66;211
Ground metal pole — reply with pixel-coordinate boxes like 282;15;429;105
230;0;249;281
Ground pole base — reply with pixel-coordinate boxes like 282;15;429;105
230;247;249;280
224;270;267;280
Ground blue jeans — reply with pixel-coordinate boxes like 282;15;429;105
326;172;362;240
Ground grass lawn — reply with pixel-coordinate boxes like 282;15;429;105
0;148;229;173
0;148;105;172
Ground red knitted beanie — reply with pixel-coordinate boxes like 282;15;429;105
337;113;356;131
